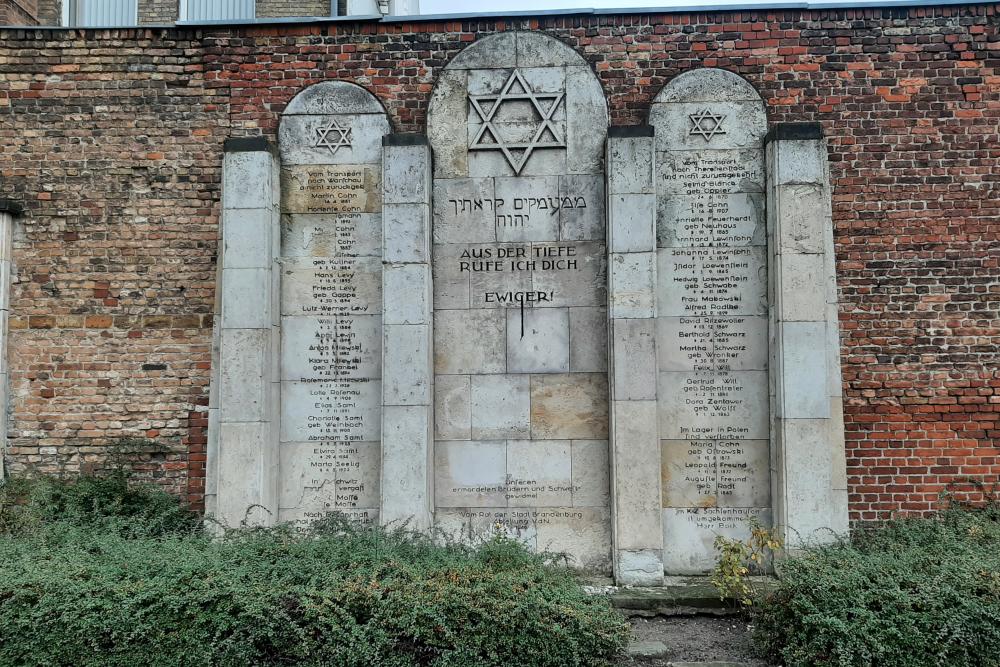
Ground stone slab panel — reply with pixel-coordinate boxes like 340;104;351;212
656;149;765;197
383;324;432;406
434;308;506;375
383;204;430;264
777;321;830;419
224;208;274;269
506;307;570;373
571;439;610;507
559;174;605;241
219;329;269;422
282;212;381;259
662;507;771;574
280;379;381;443
534;506;612;570
658;192;765;248
610;252;656;320
433;178;497;244
569;306;608;372
656;246;767;317
435;374;471;440
383;263;430;325
434;440;508;507
506;439;573;507
470;374;530;439
279;113;390;165
657;315;767;372
280;314;381;382
281;255;382;317
611;318;657;401
281;164;381;215
223;151;274;211
530;373;609;439
612;400;663;551
658;370;769;440
661;438;770;508
609;194;656;254
278;440;380;513
221;268;272;330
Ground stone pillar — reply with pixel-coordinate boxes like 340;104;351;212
606;127;664;585
208;137;281;527
0;200;21;479
766;123;849;546
380;134;433;529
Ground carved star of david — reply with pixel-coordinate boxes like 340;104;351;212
314;117;352;156
688;109;727;142
468;69;566;175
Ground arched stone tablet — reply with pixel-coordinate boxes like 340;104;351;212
277;81;391;527
649;68;771;574
427;32;612;571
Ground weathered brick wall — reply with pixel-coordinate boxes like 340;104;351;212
33;0;58;25
257;0;330;18
0;0;38;24
0;3;997;518
139;0;176;24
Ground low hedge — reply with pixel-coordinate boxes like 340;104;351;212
0;475;629;667
753;505;1000;667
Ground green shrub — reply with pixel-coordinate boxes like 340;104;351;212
753;506;1000;667
0;471;200;538
0;476;628;667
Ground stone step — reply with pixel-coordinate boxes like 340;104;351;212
586;576;776;617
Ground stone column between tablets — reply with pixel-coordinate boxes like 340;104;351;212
380;134;434;529
0;200;20;478
209;138;281;527
606;127;665;585
766;123;849;546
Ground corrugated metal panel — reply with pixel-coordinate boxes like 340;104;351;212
183;0;254;21
75;0;137;25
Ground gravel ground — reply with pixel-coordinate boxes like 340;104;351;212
618;615;771;666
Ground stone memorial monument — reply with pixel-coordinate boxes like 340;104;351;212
427;32;612;570
207;33;848;583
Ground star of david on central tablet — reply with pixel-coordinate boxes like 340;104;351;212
468;69;566;175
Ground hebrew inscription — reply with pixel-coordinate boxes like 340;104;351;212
427;32;612;570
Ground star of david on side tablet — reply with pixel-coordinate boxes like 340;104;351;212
468;69;566;175
688;109;727;142
314;117;352;156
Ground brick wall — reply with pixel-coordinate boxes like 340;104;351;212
33;0;58;24
138;0;175;24
257;0;330;18
0;3;996;518
0;0;38;24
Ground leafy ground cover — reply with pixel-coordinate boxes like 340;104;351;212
0;474;629;667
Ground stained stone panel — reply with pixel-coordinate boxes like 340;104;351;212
277;82;390;526
651;68;771;574
427;31;612;570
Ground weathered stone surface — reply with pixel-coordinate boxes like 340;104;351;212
661;438;770;507
662;507;771;574
221;268;272;329
656;246;767;318
559;175;605;241
281;164;381;215
434;374;471;440
658;370;769;440
433;309;505;374
656;150;765;196
280;255;382;317
612;400;663;550
278;440;380;513
383;264;430;325
279;113;390;165
653;68;761;104
506;307;570;373
382;324;431;406
530;373;609;439
610;194;656;254
224;208;276;269
282;212;381;259
611;318;657;401
280;315;380;381
223;151;275;211
569;307;608;372
383;204;429;264
610;252;655;319
434;440;507;507
433;178;497;244
571;439;610;507
657;316;768;372
506;439;573;506
470;374;530;438
219;329;269;422
280;380;381;443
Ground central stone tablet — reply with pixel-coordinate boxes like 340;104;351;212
427;32;611;569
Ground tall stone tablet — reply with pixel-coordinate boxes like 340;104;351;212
650;69;771;573
277;82;391;526
427;32;612;570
